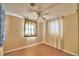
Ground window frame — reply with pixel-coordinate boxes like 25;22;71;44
24;19;37;37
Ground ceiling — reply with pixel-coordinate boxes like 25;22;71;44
3;3;77;22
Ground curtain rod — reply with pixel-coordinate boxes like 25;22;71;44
47;16;64;21
53;16;64;20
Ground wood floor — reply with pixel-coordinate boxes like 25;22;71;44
4;43;73;56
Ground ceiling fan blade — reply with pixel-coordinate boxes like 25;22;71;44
41;16;47;20
37;13;40;20
42;13;51;15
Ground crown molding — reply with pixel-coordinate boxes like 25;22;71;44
5;11;24;19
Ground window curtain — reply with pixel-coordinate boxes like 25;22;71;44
47;18;63;48
0;4;5;47
24;19;37;37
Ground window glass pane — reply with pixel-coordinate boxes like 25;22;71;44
31;24;34;35
28;23;31;36
48;20;60;35
33;22;36;35
25;24;28;35
53;20;59;34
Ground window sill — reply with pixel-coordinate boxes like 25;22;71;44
24;36;37;38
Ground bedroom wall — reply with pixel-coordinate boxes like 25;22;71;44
4;15;43;52
63;13;78;55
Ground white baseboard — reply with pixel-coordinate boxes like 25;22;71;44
42;42;78;56
4;42;42;54
62;49;78;56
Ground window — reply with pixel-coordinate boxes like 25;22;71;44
24;19;37;37
47;18;63;35
50;20;59;34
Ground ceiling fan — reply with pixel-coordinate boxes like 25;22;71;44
26;3;51;21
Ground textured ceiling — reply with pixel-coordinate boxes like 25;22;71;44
4;3;77;21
